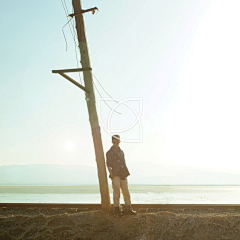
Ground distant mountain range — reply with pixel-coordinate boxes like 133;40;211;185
1;163;240;186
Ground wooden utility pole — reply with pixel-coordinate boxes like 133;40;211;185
52;0;111;212
71;0;111;212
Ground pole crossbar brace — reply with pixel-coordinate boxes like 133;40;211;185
53;71;90;93
52;67;92;74
68;7;98;18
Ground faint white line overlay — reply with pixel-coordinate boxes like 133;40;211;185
98;98;143;142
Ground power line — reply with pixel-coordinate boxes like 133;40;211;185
71;6;83;85
63;0;69;13
60;0;83;85
81;56;120;111
93;80;121;115
60;0;68;15
62;18;73;51
61;1;120;114
92;72;119;104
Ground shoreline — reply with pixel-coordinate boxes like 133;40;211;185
1;184;240;186
1;203;240;209
1;185;240;205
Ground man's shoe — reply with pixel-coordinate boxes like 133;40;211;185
124;206;137;215
114;207;124;216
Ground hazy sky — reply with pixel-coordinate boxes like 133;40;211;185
1;0;240;173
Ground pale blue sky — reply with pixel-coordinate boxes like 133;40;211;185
1;0;240;174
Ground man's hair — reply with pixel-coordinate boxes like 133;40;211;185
112;135;120;141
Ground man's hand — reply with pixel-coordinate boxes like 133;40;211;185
108;166;114;179
110;173;115;179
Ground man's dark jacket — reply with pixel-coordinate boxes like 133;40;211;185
106;146;130;179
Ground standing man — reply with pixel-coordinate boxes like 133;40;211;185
106;135;137;215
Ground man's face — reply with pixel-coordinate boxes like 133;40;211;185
112;139;120;148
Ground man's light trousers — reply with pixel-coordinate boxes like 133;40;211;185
112;176;131;207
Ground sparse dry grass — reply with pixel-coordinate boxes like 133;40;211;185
1;207;240;239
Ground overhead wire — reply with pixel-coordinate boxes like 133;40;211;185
92;73;119;104
61;0;120;114
60;0;83;85
63;0;69;13
78;44;121;113
80;57;121;114
93;80;121;115
62;18;73;51
71;6;84;86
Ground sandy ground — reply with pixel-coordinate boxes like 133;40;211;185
1;207;240;240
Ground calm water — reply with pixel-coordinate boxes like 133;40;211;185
0;186;240;204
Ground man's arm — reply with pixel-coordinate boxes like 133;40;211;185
107;166;114;179
106;151;114;179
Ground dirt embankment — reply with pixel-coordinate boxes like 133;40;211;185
1;207;240;239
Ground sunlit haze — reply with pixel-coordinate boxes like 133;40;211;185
1;0;240;182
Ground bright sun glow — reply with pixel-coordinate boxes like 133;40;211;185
49;126;85;165
64;141;76;151
164;0;240;169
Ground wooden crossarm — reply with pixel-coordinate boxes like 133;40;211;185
52;67;92;74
